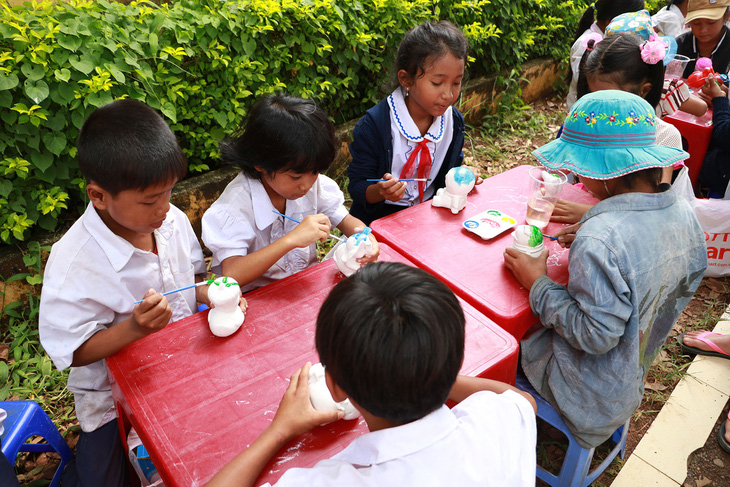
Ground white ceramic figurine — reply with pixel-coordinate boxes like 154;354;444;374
308;363;359;420
511;224;545;257
432;166;476;214
207;276;245;337
333;227;374;277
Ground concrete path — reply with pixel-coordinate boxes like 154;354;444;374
612;313;730;486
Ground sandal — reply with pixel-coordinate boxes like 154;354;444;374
678;332;730;360
718;411;730;454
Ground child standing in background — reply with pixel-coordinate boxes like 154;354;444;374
39;99;228;486
202;95;378;293
676;0;730;78
652;0;689;38
208;262;537;487
347;21;481;225
505;90;706;449
566;0;645;109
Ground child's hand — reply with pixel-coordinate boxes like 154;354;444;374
376;173;407;202
270;362;344;440
702;73;725;99
239;296;249;315
503;248;548;290
287;213;331;247
464;166;484;186
132;289;172;334
553;222;581;248
550;199;591;224
356;231;380;265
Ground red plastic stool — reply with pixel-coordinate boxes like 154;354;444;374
664;109;713;189
1;401;73;487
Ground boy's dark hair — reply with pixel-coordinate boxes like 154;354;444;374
395;21;469;85
77;99;187;195
316;262;465;424
220;94;335;179
577;33;664;108
621;167;663;189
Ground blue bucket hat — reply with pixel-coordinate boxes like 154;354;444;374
604;10;678;66
532;90;688;180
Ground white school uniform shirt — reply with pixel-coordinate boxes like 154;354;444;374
262;390;537;487
201;172;349;292
39;203;205;432
386;88;454;208
652;5;688;38
567;23;603;110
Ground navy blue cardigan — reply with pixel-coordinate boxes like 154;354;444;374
700;96;730;195
347;97;465;225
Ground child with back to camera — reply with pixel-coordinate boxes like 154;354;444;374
504;90;707;449
566;0;645;109
202;95;378;293
347;21;483;225
208;262;538;487
39;99;240;486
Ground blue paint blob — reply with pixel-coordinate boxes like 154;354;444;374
452;167;476;186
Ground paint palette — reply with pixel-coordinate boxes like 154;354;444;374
462;209;517;240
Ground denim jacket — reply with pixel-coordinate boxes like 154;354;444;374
521;185;707;448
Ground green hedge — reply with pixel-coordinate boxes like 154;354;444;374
0;0;581;245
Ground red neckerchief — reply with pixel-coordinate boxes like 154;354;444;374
399;138;432;202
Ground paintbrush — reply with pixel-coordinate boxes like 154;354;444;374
366;178;432;182
134;279;214;304
271;210;345;242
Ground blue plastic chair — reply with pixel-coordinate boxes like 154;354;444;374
515;375;629;487
1;401;73;487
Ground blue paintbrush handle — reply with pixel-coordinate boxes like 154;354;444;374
271;210;344;241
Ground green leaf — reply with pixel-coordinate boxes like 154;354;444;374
0;180;10;198
23;79;50;104
149;33;159;54
43;132;67;156
108;65;125;84
54;68;71;83
0;73;19;91
0;91;11;108
46;113;67;132
69;55;94;75
31;151;53;173
160;102;177;123
37;214;58;232
27;274;44;286
21;64;45;82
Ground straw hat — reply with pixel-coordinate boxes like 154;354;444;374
685;0;730;24
532;91;688;180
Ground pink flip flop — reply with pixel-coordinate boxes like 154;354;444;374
679;332;730;360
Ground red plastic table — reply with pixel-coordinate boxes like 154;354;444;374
107;243;518;487
370;165;598;340
664;108;713;189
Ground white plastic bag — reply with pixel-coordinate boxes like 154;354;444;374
673;167;730;276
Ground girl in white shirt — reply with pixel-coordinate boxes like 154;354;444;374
202;95;378;292
566;0;645;109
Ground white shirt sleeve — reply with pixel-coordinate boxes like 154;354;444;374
315;175;349;227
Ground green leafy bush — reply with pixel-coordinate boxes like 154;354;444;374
0;0;581;245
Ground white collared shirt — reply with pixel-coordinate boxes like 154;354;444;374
387;88;454;207
201;172;349;292
568;22;603;109
39;203;205;432
263;390;537;487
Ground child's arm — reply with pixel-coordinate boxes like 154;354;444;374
550;199;592;224
222;214;331;287
71;289;171;367
206;363;343;487
449;375;537;413
336;214;380;264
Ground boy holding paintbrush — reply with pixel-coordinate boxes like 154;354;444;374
39;99;245;486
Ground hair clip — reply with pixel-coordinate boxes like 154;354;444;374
641;36;667;65
583;32;603;51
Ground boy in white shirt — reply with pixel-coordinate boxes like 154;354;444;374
39;99;237;486
208;262;537;487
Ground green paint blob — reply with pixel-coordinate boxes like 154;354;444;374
527;225;543;247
